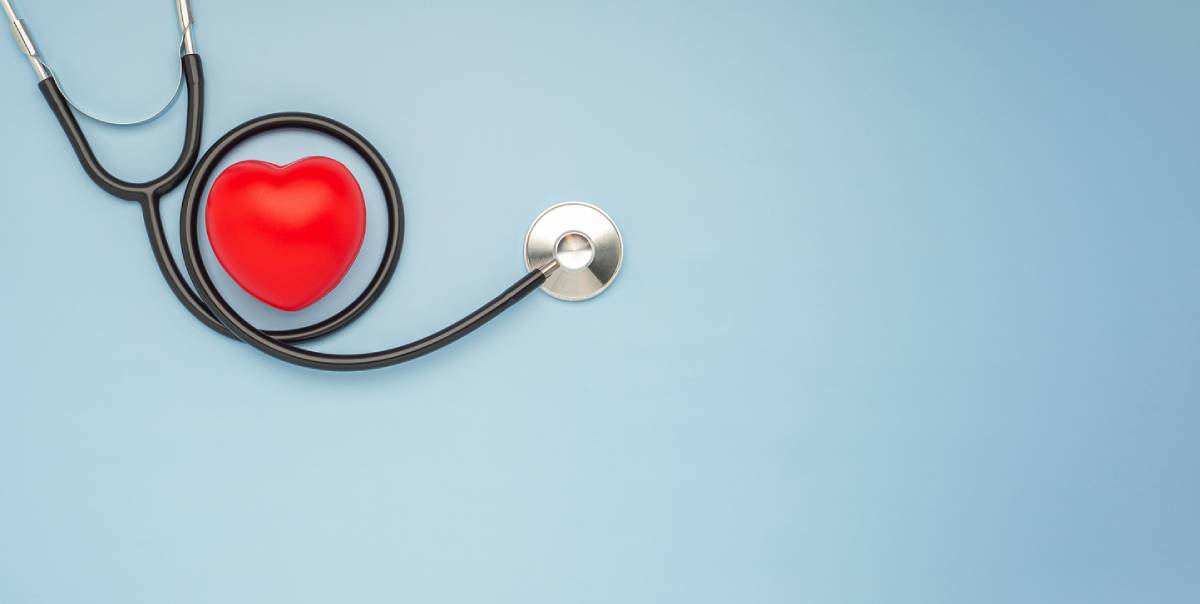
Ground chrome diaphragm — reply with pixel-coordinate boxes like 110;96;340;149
524;202;623;301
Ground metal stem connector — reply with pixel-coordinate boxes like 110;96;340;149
537;259;561;277
2;0;50;81
176;0;196;56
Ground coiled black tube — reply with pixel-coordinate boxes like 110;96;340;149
178;112;547;371
39;54;546;370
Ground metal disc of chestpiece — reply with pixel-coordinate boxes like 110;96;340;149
524;202;624;301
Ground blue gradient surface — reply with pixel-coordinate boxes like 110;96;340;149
1;1;1198;602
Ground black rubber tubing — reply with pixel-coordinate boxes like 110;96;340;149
39;53;546;370
178;112;547;371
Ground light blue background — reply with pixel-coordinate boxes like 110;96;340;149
1;1;1197;602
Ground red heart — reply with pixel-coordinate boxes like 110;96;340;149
205;157;366;312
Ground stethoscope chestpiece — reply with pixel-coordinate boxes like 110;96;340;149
524;202;623;301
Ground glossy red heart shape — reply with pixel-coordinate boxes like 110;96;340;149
205;157;366;311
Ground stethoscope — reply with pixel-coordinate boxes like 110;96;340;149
3;0;623;371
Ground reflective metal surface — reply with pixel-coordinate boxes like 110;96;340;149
177;0;196;56
3;0;191;122
524;202;623;301
2;0;49;81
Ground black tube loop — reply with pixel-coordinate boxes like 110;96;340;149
39;55;545;369
40;54;205;202
177;112;545;370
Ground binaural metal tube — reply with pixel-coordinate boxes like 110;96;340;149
177;0;196;55
2;0;50;81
